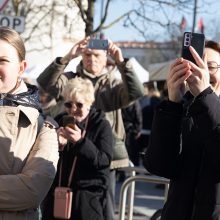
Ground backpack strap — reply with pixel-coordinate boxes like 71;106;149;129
37;113;59;136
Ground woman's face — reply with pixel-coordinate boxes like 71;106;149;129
0;40;26;93
65;95;91;122
205;47;220;96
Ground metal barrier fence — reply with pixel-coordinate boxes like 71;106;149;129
118;165;169;220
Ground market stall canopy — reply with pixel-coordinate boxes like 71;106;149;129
148;59;174;81
115;57;149;83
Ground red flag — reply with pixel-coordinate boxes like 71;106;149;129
100;32;105;40
180;16;187;30
198;17;204;33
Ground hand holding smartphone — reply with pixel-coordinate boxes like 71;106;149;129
62;116;76;129
62;115;85;131
181;32;205;65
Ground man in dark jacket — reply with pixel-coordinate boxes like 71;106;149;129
122;100;142;166
144;41;220;220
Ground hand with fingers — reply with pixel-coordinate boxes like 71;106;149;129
185;46;210;97
107;39;124;65
64;124;82;144
60;36;90;65
167;58;191;103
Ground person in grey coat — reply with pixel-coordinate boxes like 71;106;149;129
144;41;220;220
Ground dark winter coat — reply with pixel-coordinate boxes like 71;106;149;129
144;87;220;220
122;100;142;136
41;107;113;220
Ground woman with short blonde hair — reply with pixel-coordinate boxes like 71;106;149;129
63;77;95;105
42;77;113;220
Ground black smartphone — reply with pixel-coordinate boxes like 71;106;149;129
87;39;108;50
62;115;76;129
62;115;84;130
181;32;205;64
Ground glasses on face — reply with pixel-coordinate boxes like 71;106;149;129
207;61;220;75
64;101;83;109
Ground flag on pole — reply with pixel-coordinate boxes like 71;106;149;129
198;17;204;34
180;16;187;30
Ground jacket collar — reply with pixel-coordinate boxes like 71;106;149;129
0;80;40;124
76;61;116;79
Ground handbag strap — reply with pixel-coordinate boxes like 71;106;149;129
58;115;89;187
67;156;77;187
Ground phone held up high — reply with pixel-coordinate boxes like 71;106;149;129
181;32;205;65
87;39;108;50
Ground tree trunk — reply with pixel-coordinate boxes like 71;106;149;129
85;0;95;36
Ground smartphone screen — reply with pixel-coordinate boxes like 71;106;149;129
181;32;205;64
87;39;108;50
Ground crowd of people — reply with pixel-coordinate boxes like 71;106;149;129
1;25;220;220
37;34;144;220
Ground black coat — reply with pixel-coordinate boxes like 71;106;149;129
144;87;220;220
122;100;142;136
42;107;113;220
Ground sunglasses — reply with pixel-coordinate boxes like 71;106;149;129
64;101;83;109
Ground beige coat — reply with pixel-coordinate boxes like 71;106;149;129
0;82;59;219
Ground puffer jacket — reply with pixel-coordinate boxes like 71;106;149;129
144;87;220;220
0;81;59;220
37;58;144;168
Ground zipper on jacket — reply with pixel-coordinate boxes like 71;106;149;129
186;97;195;116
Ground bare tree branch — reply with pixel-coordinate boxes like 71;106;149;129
94;10;135;32
73;0;87;23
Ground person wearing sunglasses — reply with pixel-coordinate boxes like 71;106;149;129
143;40;220;220
41;77;113;220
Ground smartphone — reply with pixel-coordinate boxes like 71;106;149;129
62;115;76;129
181;32;205;64
87;39;108;50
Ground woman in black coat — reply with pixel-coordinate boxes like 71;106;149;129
144;41;220;220
42;77;113;220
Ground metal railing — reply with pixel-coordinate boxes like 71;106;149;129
118;165;169;220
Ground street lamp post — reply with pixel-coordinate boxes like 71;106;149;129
192;0;198;32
